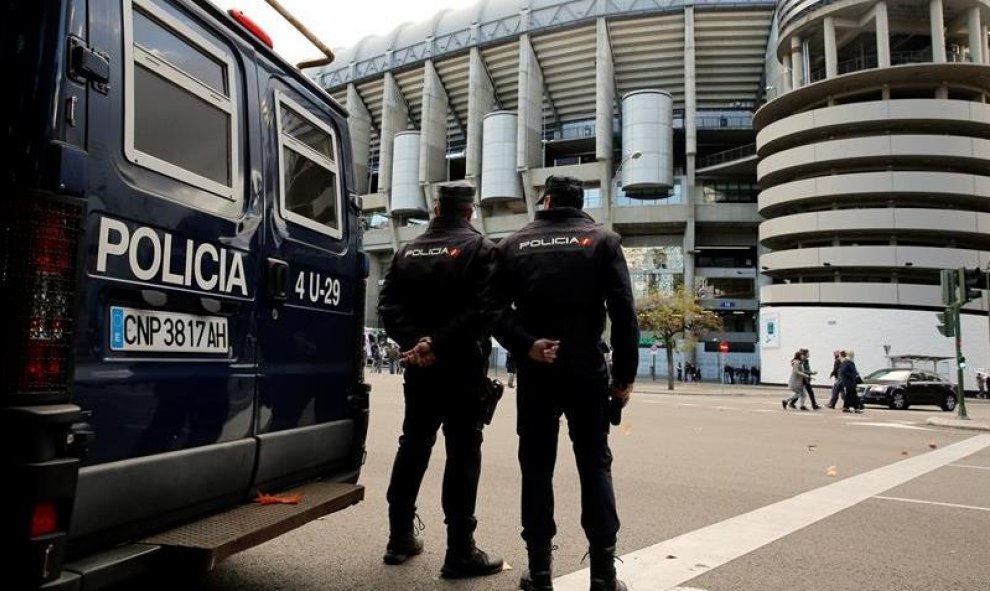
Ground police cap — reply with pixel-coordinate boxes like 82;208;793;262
537;175;583;206
437;184;476;205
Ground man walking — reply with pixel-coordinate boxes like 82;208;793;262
495;176;639;591
839;350;862;413
827;350;845;408
800;349;821;409
377;185;504;578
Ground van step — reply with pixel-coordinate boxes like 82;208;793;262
143;481;364;570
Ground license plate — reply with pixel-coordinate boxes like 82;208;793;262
109;306;229;354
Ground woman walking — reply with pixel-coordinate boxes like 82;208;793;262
782;351;813;410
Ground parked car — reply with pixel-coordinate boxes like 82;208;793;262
858;369;957;411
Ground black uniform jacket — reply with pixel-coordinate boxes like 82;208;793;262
378;215;501;371
494;207;639;386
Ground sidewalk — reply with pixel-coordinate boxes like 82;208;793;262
634;380;782;397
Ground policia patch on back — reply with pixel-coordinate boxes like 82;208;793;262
517;235;594;252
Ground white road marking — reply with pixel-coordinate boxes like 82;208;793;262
553;434;990;591
872;496;990;512
948;463;990;471
848;422;935;431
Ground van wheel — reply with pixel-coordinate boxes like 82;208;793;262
942;394;956;412
891;391;909;410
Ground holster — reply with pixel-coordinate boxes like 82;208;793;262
478;377;504;426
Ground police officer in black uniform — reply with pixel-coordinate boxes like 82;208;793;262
495;176;639;591
377;184;504;579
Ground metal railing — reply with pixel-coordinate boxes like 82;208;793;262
697;143;756;169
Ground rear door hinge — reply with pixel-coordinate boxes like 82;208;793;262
68;36;110;94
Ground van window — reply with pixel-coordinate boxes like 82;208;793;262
123;0;240;201
276;92;342;239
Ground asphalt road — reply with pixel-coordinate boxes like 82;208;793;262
190;374;990;591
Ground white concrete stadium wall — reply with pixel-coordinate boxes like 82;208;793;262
759;306;990;389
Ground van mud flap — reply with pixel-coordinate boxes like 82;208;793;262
143;480;364;571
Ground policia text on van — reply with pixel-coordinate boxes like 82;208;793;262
1;1;370;588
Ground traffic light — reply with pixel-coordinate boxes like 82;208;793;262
936;309;956;337
959;267;985;304
940;269;958;306
959;356;967;369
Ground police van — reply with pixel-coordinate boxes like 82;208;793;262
1;1;369;588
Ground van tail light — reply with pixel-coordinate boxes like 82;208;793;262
30;502;59;538
228;9;274;49
0;197;83;398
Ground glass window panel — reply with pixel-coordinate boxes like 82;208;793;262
281;107;333;159
283;148;339;230
134;9;227;94
134;64;230;185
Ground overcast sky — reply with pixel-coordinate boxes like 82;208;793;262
212;0;477;65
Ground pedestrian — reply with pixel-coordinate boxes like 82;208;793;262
695;365;702;382
800;348;821;409
977;370;987;399
751;365;760;384
839;349;862;413
387;342;402;375
724;364;734;384
827;350;845;408
738;364;748;385
372;343;383;374
676;361;683;382
494;175;639;591
506;351;517;389
782;350;813;410
377;184;504;578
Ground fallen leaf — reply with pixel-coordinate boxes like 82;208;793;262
929;440;938;449
621;423;633;436
901;450;909;456
807;444;818;452
255;492;303;505
502;562;513;571
826;465;838;477
665;555;677;560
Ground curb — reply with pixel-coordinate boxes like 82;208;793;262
926;417;990;431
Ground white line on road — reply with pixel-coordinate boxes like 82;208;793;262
872;496;990;512
948;463;990;471
848;422;935;431
553;434;990;591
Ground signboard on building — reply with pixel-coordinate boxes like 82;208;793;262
760;311;780;349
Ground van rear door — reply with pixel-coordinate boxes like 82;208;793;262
70;0;260;547
252;71;362;491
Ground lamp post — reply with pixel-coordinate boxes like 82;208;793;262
606;150;642;231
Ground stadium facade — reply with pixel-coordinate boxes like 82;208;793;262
309;0;990;385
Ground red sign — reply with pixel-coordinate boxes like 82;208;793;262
718;341;729;353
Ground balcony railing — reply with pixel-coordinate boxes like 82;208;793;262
697;144;756;169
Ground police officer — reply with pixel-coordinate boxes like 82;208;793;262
495;176;639;591
377;184;504;579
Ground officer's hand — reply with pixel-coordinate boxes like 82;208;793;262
528;339;560;364
612;384;633;408
403;338;437;367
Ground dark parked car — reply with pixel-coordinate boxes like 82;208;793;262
858;369;957;411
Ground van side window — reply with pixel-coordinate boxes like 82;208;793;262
123;0;240;201
275;92;342;239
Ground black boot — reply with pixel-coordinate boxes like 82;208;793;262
519;545;553;590
440;545;504;579
589;546;627;591
383;534;423;565
383;513;424;565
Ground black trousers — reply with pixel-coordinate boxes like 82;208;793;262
385;366;484;548
843;383;861;409
517;369;619;549
803;379;818;407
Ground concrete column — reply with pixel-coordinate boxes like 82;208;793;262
419;60;448;190
517;35;543;171
595;18;615;163
466;47;495;179
936;84;949;99
930;0;946;63
875;1;890;67
365;253;385;328
968;7;984;64
378;72;409;194
824;17;837;78
346;84;372;195
684;6;698;365
982;25;989;64
782;54;793;93
790;36;804;89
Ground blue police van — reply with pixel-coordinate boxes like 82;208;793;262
1;1;370;588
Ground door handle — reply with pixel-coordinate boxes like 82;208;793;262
266;258;289;302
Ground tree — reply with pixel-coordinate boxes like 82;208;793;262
637;286;723;391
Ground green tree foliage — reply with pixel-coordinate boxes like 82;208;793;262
637;286;723;391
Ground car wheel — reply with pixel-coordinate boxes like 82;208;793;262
942;394;956;412
891;390;909;410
